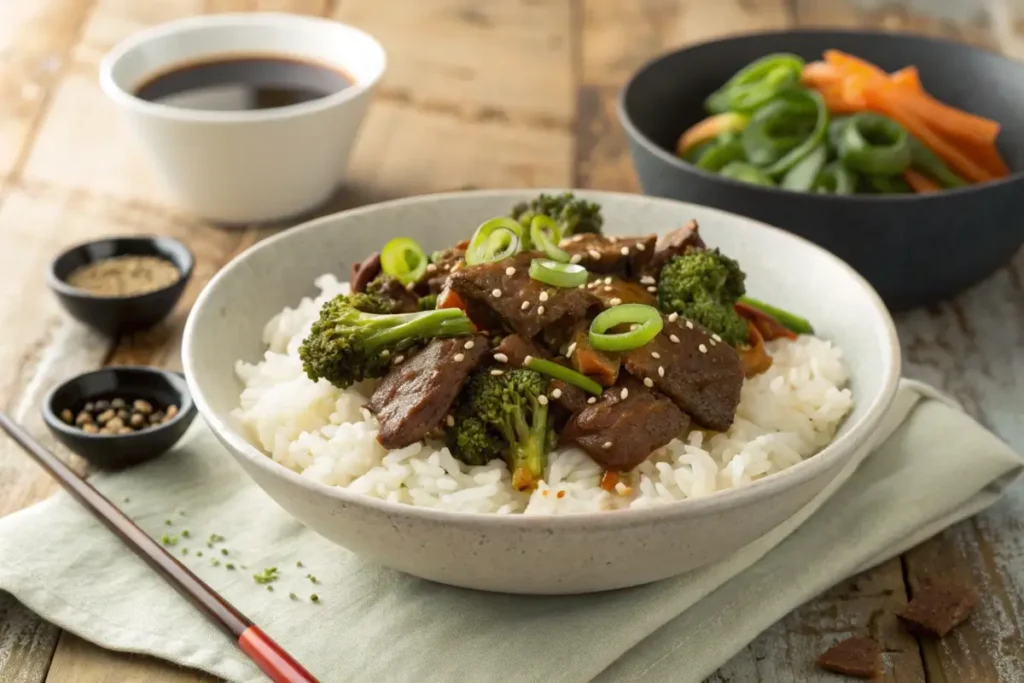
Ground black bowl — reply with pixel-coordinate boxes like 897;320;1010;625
42;366;197;470
619;29;1024;311
47;236;194;335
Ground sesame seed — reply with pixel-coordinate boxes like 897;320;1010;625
670;334;680;343
668;312;679;322
505;266;516;276
588;249;601;260
609;297;622;306
699;344;708;354
443;264;451;271
603;286;613;292
587;397;597;404
445;415;455;427
620;388;629;399
651;351;661;359
537;305;545;315
635;242;646;251
573;234;586;242
493;353;509;363
524;355;534;364
490;369;504;376
381;349;390;358
620;246;630;256
491;289;502;298
551;388;563;399
394;355;405;365
566;342;577;357
602;441;612;449
709;339;717;346
426;263;438;273
658;366;665;377
604;277;612;285
646;286;657;293
539;291;549;302
453;353;465;362
643;377;654;388
685;320;694;329
521;300;531;310
570;254;583;264
464;340;475;350
640;275;655;285
630;324;640;331
578;284;585;289
538;395;549;406
712;333;722;342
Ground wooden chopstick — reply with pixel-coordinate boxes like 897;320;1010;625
0;411;319;683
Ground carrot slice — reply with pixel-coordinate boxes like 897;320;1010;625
824;50;888;82
890;66;922;92
881;87;1000;147
903;169;941;193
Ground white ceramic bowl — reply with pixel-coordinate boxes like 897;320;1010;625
100;13;385;224
183;190;900;594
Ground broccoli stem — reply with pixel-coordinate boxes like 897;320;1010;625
362;309;473;349
508;398;549;491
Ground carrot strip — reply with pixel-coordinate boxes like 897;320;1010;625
882;87;1000;146
903;169;941;193
959;139;1011;178
890;66;922;92
801;61;843;88
824;50;888;82
812;82;863;114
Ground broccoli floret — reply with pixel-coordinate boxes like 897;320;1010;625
452;369;550;490
299;293;473;388
657;248;749;346
511;192;603;238
418;293;438;310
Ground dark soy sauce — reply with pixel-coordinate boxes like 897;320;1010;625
134;55;354;111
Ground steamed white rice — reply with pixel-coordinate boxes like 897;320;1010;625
234;274;854;515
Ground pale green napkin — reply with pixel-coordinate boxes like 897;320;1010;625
0;379;1020;683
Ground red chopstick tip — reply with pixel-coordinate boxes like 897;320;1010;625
238;625;319;683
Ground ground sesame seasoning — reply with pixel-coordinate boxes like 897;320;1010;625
635;242;646;251
566;342;577;357
505;266;516;276
658;366;665;377
494;352;508;363
521;300;531;310
685;320;694;329
602;441;612;449
538;395;549;406
446;415;455;427
651;351;661;359
490;369;504;376
647;286;657;293
539;291;549;302
587;396;597;404
570;254;583;264
620;388;628;399
668;312;679;322
453;353;465;362
464;340;475;350
609;297;622;306
620;246;629;256
643;377;654;388
537;305;545;315
551;388;563;399
491;289;502;298
670;334;680;343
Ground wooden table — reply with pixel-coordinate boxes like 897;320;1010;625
1;0;1022;680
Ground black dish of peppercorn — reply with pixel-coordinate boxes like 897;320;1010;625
42;366;196;470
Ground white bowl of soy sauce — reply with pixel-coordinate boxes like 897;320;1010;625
99;13;386;225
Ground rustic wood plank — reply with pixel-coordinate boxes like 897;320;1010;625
45;632;217;683
0;595;61;683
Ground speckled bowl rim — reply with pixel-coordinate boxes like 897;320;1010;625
183;189;901;529
617;27;1023;202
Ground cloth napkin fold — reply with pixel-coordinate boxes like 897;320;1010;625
0;379;1020;683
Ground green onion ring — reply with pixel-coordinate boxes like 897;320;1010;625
589;304;664;352
380;237;428;285
529;215;570;262
466;217;523;265
524;356;603;396
529;259;588;288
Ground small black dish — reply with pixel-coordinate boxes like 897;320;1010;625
619;29;1024;311
47;235;195;336
42;366;197;470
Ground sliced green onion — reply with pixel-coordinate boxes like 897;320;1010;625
589;304;664;352
380;237;428;285
719;161;776;187
838;112;911;176
529;259;588;288
738;296;813;334
466;217;522;265
530;215;570;262
524;356;603;396
704;53;805;115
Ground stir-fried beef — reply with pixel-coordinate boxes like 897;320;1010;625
419;243;466;295
568;321;620;387
585;274;658;308
447;252;600;338
366;275;420;313
645;220;707;275
560;234;655;277
623;315;743;431
562;377;689;471
367;334;488;448
495;335;587;413
351;252;382;293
